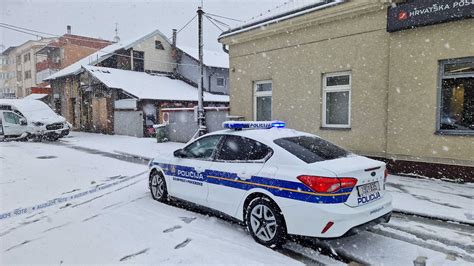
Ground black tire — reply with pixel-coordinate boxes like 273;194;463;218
149;170;168;202
245;197;287;248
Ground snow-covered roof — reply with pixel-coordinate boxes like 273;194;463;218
177;45;228;68
83;65;229;103
45;30;170;81
219;0;344;39
24;93;48;100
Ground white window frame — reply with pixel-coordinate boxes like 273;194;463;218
322;71;351;128
216;77;226;87
253;80;272;121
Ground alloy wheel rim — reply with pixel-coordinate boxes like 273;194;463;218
151;174;164;198
250;204;277;242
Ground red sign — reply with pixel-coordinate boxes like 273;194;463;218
30;87;52;94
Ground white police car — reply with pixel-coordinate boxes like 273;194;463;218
148;121;392;247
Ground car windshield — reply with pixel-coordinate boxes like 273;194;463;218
274;136;350;163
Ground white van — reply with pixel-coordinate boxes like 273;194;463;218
0;99;70;141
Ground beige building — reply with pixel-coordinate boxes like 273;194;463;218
219;0;473;181
0;47;17;98
5;38;55;98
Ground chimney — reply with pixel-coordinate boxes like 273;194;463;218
171;29;177;59
67;25;71;34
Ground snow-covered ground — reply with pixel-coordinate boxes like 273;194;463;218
387;175;474;225
1;132;472;265
0;140;299;264
60;131;183;159
0;141;144;211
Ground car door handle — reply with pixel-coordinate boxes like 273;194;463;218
238;171;253;180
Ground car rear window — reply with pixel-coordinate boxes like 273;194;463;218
274;136;349;163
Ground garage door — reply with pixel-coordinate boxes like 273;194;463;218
114;111;143;137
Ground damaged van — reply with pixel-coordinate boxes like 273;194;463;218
0;99;70;141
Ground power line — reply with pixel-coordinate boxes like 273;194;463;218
0;24;43;38
205;13;243;23
1;23;200;69
0;22;59;37
168;14;197;40
206;16;230;29
204;15;225;32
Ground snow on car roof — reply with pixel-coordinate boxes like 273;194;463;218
177;45;229;68
24;93;48;100
0;99;62;122
83;65;229;103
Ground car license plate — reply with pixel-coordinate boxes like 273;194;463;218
357;182;380;197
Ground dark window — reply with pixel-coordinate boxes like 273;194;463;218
155;41;164;50
217;135;272;161
133;51;144;72
23;53;30;62
438;57;474;133
24;70;31;79
182;135;222;160
216;77;225;87
274;136;349;164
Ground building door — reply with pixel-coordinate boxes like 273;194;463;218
92;97;109;133
114;111;144;137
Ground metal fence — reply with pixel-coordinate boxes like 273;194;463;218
161;107;229;143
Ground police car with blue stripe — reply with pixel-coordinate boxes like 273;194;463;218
148;121;392;247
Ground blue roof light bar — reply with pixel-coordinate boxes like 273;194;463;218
223;120;286;130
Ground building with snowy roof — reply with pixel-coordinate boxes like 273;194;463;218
44;28;229;136
76;65;228;136
219;0;474;181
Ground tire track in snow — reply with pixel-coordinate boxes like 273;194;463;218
119;248;149;262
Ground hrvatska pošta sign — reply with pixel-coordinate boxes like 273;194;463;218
387;0;474;32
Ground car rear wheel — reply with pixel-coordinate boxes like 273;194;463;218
149;171;168;202
246;197;286;248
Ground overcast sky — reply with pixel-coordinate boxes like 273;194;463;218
0;0;316;52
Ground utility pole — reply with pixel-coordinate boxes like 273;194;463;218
197;6;207;136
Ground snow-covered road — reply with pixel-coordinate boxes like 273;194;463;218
0;141;299;264
1;133;472;265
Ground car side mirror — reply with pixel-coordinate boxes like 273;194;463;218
173;149;187;158
19;118;27;126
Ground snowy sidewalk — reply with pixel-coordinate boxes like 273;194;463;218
62;132;474;225
387;175;474;225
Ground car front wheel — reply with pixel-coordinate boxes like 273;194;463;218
149;171;168;202
246;197;286;248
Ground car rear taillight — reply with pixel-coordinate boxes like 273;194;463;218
384;168;388;183
297;175;357;193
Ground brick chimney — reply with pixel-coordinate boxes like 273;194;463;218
171;29;177;59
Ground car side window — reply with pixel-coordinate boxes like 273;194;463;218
216;135;272;162
182;135;222;160
3;112;21;125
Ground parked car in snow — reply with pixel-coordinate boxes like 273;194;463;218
148;121;392;247
0;99;70;141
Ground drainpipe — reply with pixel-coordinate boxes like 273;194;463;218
171;29;178;76
222;44;229;54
